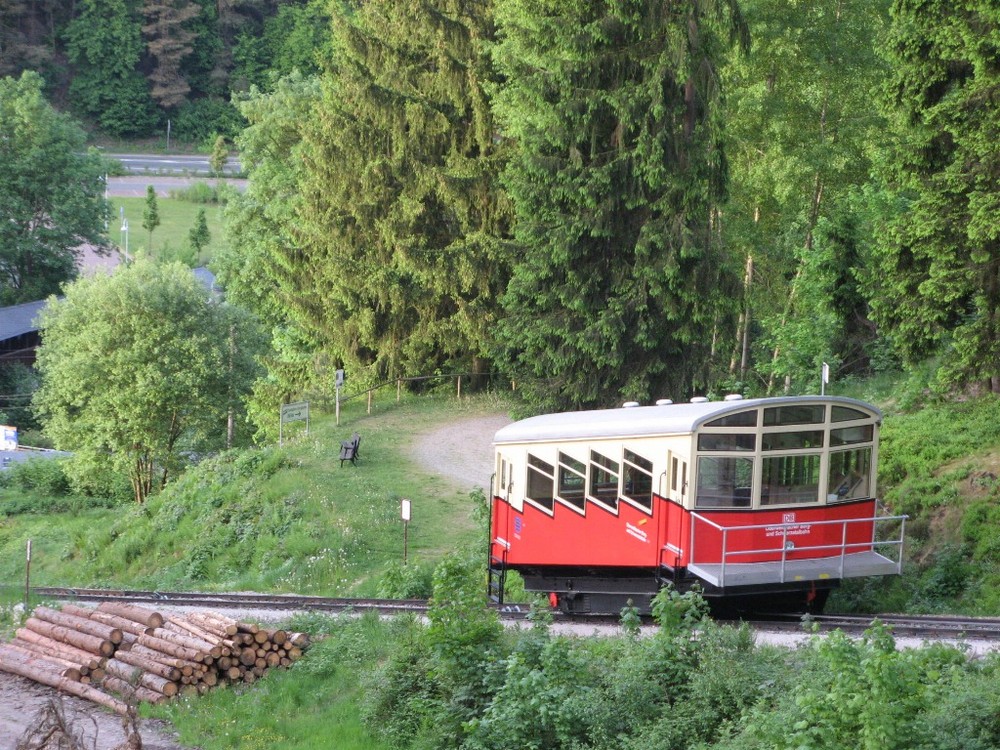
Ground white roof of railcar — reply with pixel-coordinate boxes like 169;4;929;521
493;396;881;445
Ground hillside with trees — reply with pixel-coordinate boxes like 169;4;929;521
3;0;998;415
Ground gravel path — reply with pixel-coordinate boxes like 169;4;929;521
407;412;512;492
0;672;183;749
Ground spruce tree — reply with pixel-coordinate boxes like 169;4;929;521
871;1;1000;393
492;0;747;410
142;185;161;254
290;0;513;383
188;207;210;262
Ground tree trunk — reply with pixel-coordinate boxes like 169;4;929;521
104;658;179;697
113;648;182;681
33;606;123;645
23;617;113;657
97;602;164;629
14;628;103;670
2;643;82;681
0;648;128;715
101;675;168;705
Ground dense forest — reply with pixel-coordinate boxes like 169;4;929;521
3;0;1000;418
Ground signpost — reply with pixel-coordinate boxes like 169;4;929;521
401;499;411;565
335;369;345;426
279;401;309;446
25;539;31;611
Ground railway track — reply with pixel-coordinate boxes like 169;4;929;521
16;587;1000;641
25;587;430;615
747;612;1000;641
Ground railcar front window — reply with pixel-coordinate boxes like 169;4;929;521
828;448;872;501
526;454;555;511
705;410;758;427
764;405;825;426
698;433;756;451
762;430;824;451
830;425;874;446
761;454;822;505
622;449;653;512
832;406;870;422
695;456;753;508
589;451;619;510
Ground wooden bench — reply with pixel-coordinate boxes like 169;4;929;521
339;432;361;467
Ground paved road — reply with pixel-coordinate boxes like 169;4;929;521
106;152;243;176
107;175;247;198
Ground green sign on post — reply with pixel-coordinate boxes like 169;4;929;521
279;401;309;446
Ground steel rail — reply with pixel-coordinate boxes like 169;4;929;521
17;586;1000;639
745;612;1000;641
25;586;430;615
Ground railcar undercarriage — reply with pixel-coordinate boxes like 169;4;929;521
496;564;835;616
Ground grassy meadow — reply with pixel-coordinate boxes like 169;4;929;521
0;392;503;601
107;186;230;267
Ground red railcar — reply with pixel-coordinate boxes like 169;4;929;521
488;396;906;614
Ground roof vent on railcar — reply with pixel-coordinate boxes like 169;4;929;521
724;394;744;401
655;398;673;406
622;401;641;408
690;396;709;403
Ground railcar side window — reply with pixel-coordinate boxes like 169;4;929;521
588;451;619;511
557;452;586;511
695;456;753;508
764;405;825;426
622;449;653;512
526;454;555;512
761;454;822;505
828;448;872;501
500;458;507;490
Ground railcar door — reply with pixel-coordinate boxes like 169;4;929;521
659;452;689;570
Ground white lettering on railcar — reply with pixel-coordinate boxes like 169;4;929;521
764;524;812;537
625;523;649;543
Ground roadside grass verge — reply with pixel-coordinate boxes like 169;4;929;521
107;193;229;266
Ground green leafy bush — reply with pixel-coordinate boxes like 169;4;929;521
377;561;434;599
0;457;70;496
171;98;246;144
961;501;1000;562
168;181;229;204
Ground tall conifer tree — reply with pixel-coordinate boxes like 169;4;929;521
872;1;1000;393
492;0;747;410
290;0;513;382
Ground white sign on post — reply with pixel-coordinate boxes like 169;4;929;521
401;499;411;521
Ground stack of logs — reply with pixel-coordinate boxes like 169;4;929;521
0;602;310;715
